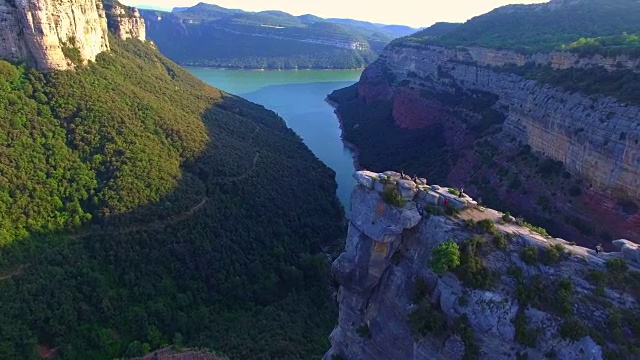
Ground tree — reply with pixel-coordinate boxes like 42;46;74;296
430;240;461;275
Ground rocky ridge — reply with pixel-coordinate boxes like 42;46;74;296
324;170;639;360
0;0;145;70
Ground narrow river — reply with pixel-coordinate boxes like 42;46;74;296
187;67;362;215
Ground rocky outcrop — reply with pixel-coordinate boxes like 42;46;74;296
104;2;146;41
324;171;638;360
0;0;110;70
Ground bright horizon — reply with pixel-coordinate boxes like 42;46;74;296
121;0;550;28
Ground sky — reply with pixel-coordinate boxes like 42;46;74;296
120;0;549;28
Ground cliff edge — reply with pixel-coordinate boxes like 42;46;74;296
0;0;145;70
325;170;640;360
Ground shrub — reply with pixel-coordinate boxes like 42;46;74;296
493;234;508;251
606;258;628;273
356;324;371;339
444;204;459;216
455;237;495;289
476;219;498;235
454;314;479;360
430;240;461;275
448;188;461;197
520;246;539;265
541;243;566;265
382;186;405;207
409;298;448;337
514;311;540;347
502;212;513;222
559;317;588;340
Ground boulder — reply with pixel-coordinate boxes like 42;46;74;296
350;186;421;243
416;177;428;186
353;170;379;189
612;239;640;264
397;179;418;200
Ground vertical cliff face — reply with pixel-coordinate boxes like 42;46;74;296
325;171;639;360
104;2;146;41
0;0;30;62
0;0;146;71
8;0;110;70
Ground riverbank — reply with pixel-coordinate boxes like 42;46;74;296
325;96;363;172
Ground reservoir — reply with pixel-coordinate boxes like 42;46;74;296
187;68;362;215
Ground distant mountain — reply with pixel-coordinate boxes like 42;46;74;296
140;2;419;69
414;0;640;54
409;22;461;38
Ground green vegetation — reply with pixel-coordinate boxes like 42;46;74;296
454;237;494;289
559;317;589;341
606;258;629;273
510;267;574;317
493;234;508;251
447;188;461;197
382;186;405;207
408;279;448;338
475;219;498;235
0;37;344;359
140;4;415;69
454;315;479;360
541;244;566;265
520;246;539;265
566;33;640;58
498;63;640;106
402;0;640;55
514;311;540;347
430;240;461;275
516;218;549;237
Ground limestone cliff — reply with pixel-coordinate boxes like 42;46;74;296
362;44;640;201
104;1;146;41
0;0;145;71
0;0;110;70
325;171;640;360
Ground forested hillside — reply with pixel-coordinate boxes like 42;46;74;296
140;3;418;69
0;36;344;359
408;0;640;55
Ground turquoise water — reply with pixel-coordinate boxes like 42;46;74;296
187;67;362;215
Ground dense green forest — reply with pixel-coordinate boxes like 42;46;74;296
0;36;344;359
141;3;416;69
398;0;640;56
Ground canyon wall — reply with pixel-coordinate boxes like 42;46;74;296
105;3;146;41
0;0;145;71
362;44;640;201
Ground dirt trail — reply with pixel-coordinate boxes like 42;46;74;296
0;265;28;281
